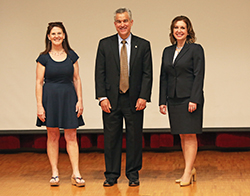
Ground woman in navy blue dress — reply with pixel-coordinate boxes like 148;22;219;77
36;22;85;187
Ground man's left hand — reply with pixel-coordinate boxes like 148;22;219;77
135;98;146;111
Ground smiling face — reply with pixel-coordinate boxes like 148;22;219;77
47;26;65;47
114;12;133;39
173;20;189;43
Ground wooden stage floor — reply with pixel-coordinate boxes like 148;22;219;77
1;150;250;196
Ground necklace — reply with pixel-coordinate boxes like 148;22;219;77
176;46;183;54
50;50;64;56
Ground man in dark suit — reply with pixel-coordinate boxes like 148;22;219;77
95;8;152;187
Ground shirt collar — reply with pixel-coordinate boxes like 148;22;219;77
118;34;131;45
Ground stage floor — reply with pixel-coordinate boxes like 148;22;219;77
1;150;250;196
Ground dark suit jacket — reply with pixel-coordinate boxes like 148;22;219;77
95;33;153;112
159;43;205;105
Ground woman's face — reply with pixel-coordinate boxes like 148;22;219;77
47;27;65;47
173;20;188;43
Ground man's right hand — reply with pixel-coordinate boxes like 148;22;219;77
100;99;112;113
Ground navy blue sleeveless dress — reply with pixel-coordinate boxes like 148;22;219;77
36;50;85;129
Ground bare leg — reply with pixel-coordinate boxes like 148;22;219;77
179;134;197;182
47;127;60;178
176;136;185;181
64;129;84;185
181;136;185;163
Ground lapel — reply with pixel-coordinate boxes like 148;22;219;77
130;34;138;72
110;34;120;70
173;42;190;66
169;45;176;67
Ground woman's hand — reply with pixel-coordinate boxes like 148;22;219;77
76;101;84;117
37;105;46;122
160;105;167;115
188;102;197;113
73;61;84;118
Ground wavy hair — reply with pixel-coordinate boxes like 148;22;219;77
169;16;196;45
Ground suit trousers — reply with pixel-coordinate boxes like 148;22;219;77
103;91;143;181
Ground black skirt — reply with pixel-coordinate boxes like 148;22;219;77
167;97;203;134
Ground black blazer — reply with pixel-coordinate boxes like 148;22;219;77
159;43;205;105
95;34;153;112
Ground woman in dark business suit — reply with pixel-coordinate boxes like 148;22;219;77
159;16;205;187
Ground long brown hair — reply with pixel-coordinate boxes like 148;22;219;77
41;22;73;55
169;16;196;45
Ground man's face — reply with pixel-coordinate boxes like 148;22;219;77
114;12;133;39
